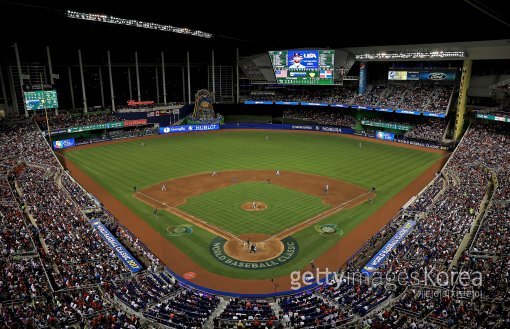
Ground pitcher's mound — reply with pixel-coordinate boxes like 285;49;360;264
241;201;268;212
224;234;284;262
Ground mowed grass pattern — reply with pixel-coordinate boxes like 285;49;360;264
179;182;330;235
63;131;445;279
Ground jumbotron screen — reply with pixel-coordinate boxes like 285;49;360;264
24;90;59;110
269;49;335;85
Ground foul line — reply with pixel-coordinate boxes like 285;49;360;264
260;152;450;243
135;191;243;242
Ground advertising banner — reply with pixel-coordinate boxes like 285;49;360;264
361;220;416;276
362;121;411;131
423;112;446;118
419;71;456;81
275;101;299;105
359;62;367;94
351;105;373;110
388;71;407;80
375;131;395;141
300;102;328;107
244;100;273;105
159;124;220;134
476;113;510;123
90;220;143;273
395;109;422;116
374;108;394;113
67;121;124;133
52;138;75;150
123;119;148;126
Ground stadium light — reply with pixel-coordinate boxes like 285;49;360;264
66;10;213;39
356;49;466;60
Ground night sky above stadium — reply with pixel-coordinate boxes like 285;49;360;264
0;0;509;63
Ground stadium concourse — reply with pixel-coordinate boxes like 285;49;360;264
0;114;508;328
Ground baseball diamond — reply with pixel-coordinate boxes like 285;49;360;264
61;130;448;289
3;5;509;328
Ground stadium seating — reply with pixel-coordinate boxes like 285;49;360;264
0;116;509;328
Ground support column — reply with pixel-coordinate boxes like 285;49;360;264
46;47;58;115
8;69;19;115
46;46;54;85
454;59;473;141
14;42;26;117
98;66;105;108
127;66;133;100
161;51;167;105
186;51;191;104
68;66;75;110
212;49;216;103
181;66;186;103
107;51;115;112
78;49;87;113
0;66;9;114
155;66;160;103
236;48;239;104
135;51;141;101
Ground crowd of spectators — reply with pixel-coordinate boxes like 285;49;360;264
36;112;118;131
216;298;278;328
1;116;509;328
320;121;510;328
469;123;510;256
144;289;220;328
278;291;353;328
248;83;454;115
283;108;356;128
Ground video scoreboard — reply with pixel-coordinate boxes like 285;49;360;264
269;49;335;85
24;90;59;110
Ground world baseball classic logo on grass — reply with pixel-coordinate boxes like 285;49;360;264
167;224;193;236
209;237;299;269
314;224;343;236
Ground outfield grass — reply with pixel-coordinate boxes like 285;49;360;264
179;182;330;235
63;130;444;279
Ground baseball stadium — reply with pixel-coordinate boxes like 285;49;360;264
1;1;509;328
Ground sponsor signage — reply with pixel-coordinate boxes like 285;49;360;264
423;112;446;118
123;119;148;126
476;113;510;123
395;109;422;115
320;126;345;133
351;105;373;110
388;70;408;80
300;102;328;107
331;104;349;108
67;121;124;133
374;108;394;113
90;220;143;273
159;124;220;134
388;70;456;81
275;101;299;105
419;71;456;81
362;120;412;131
361;220;416;276
127;100;154;106
244;100;273;105
375;131;396;141
52;138;75;149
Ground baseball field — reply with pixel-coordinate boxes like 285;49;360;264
60;130;448;294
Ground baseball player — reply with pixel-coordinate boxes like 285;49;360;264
276;169;280;176
252;201;257;209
